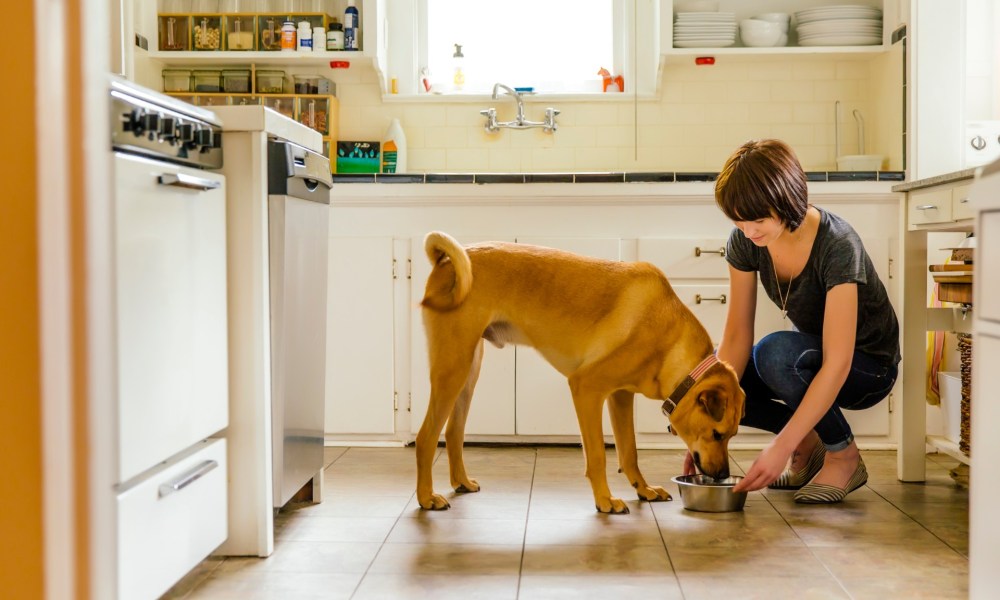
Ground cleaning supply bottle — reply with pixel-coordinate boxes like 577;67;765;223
344;0;359;51
381;118;407;174
452;44;465;92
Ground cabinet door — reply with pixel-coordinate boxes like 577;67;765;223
637;238;730;279
326;237;396;434
410;236;516;436
908;187;954;227
513;237;621;436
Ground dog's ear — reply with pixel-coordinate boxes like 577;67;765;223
697;388;726;422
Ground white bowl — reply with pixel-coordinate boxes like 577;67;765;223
837;154;884;171
753;12;791;32
740;20;782;47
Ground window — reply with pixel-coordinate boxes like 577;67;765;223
421;0;618;94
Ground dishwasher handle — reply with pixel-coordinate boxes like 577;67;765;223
268;140;332;201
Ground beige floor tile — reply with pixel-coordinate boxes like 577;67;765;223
367;542;524;574
839;576;969;599
657;509;805;548
323;446;349;466
525;517;665;546
386;516;527;545
667;544;831;578
402;491;530;519
518;574;683;599
677;575;850;600
161;556;224;598
529;493;664;520
810;543;969;580
351;574;519;600
281;515;398;543
186;571;363;600
213;541;381;574
520;543;673;575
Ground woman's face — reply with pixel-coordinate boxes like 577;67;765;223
734;215;786;247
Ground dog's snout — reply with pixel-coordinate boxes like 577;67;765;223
692;452;701;470
717;465;730;479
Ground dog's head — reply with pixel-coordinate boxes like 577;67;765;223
668;362;745;479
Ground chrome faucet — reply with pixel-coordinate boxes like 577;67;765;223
481;82;559;133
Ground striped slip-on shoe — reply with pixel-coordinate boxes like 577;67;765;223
793;458;869;504
768;442;826;490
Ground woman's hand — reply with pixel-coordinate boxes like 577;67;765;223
682;451;697;476
732;442;791;492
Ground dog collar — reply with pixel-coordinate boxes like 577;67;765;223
661;354;719;416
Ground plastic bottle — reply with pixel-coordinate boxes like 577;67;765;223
344;0;359;51
312;26;325;52
381;118;407;174
452;43;465;92
297;21;312;52
280;20;296;51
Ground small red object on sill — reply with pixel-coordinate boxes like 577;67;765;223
597;67;625;93
695;57;716;66
330;61;351;69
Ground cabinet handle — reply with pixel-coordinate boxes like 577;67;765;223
695;293;727;304
157;172;222;191
915;204;938;211
958;197;969;204
158;460;218;498
695;246;726;257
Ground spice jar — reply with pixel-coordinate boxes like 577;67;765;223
326;23;344;50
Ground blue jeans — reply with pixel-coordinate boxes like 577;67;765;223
739;331;898;452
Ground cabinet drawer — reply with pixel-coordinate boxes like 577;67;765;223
118;439;227;600
637;238;730;279
908;187;953;226
951;184;975;221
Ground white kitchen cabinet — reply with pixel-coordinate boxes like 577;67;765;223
409;235;517;437
512;237;622;436
661;0;891;60
326;236;397;435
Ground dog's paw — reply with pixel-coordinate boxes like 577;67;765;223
454;479;480;494
637;485;672;502
595;497;630;514
418;493;451;510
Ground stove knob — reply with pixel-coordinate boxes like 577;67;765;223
159;117;176;139
971;135;986;151
194;127;214;147
141;112;160;131
177;123;195;143
129;109;145;137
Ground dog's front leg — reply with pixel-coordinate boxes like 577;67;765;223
571;382;629;514
608;390;671;503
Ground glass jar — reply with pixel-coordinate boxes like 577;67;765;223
192;16;223;51
158;15;191;51
258;16;283;50
293;74;319;94
225;15;256;50
162;68;193;92
255;69;285;93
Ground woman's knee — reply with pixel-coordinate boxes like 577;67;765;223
753;331;807;375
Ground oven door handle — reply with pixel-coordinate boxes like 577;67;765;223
157;172;222;191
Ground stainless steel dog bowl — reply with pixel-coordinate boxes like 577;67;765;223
671;475;748;512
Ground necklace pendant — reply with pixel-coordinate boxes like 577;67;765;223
781;309;788;320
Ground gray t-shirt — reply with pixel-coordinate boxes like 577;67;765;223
725;206;901;366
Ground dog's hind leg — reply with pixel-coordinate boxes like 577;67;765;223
415;333;480;510
445;339;484;494
607;390;671;503
569;378;629;514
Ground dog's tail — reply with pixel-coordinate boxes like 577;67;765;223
422;231;472;311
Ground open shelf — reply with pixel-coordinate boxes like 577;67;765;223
145;50;371;67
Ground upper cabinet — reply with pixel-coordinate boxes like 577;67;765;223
661;0;893;60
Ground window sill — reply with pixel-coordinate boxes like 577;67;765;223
381;92;658;103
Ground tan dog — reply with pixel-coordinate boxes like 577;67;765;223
415;232;746;514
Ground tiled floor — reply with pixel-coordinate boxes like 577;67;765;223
165;446;969;599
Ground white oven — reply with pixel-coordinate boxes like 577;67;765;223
110;76;229;599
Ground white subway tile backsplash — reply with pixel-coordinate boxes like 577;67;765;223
331;57;896;173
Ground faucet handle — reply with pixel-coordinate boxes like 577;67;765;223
546;107;561;116
480;107;499;133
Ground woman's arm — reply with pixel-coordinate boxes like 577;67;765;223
717;266;758;378
734;282;858;491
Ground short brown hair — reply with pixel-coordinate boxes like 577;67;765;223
714;139;809;232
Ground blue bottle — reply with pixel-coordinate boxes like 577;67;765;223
344;0;359;51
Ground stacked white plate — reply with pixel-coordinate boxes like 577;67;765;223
794;5;882;46
673;12;737;48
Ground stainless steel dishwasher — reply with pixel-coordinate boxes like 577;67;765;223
267;140;332;508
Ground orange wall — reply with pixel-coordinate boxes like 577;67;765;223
0;0;44;598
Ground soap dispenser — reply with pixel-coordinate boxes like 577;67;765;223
452;43;465;92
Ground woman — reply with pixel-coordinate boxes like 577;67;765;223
697;139;900;503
